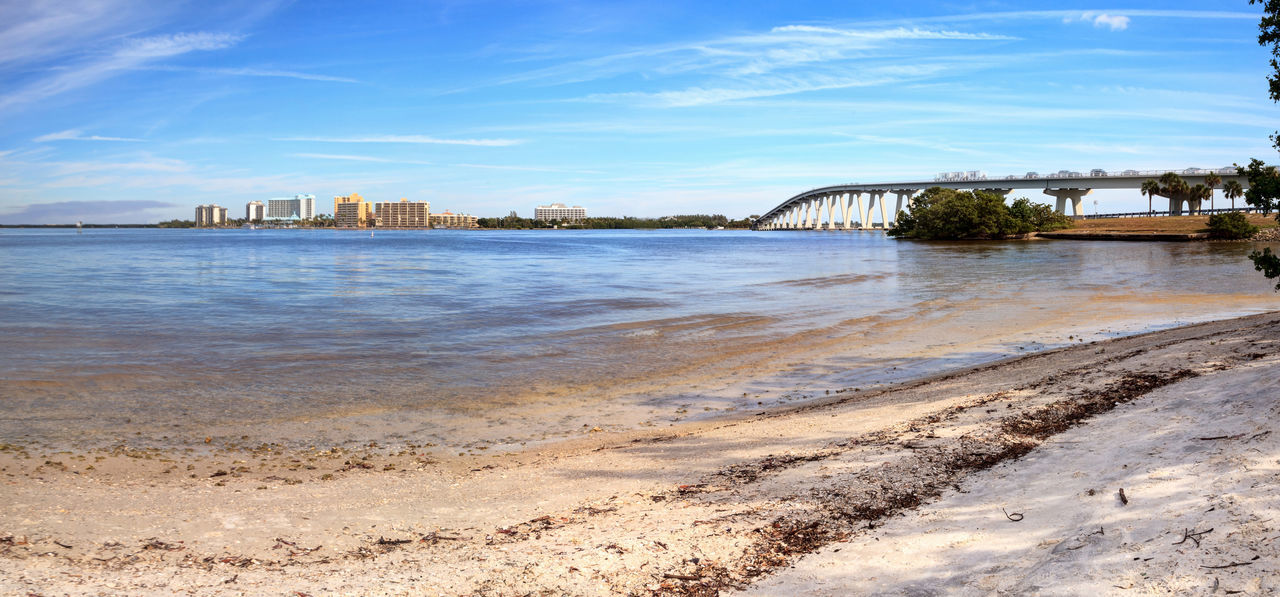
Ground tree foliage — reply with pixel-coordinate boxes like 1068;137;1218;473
1206;212;1259;239
887;188;1072;240
1251;248;1280;291
1236;159;1280;215
476;213;754;230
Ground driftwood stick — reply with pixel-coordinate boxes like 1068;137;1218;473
663;573;701;581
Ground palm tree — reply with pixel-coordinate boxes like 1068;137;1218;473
1203;172;1221;212
1159;172;1189;215
1189;184;1210;215
1141;179;1160;216
1224;180;1244;210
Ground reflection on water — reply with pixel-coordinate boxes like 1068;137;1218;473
0;228;1276;451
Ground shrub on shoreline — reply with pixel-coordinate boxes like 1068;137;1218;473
1206;212;1259;239
888;187;1073;240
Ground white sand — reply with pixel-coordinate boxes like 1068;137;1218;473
742;362;1279;596
1;312;1277;596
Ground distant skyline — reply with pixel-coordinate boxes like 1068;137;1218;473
0;1;1276;224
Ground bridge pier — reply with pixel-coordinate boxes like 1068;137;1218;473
862;191;887;228
1043;188;1091;216
1168;196;1203;216
891;190;918;226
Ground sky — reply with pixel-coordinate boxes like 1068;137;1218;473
0;1;1277;224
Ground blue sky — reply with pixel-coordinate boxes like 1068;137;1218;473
0;1;1276;223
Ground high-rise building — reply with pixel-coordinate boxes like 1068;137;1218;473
265;194;316;220
534;203;586;221
334;193;373;228
195;204;228;227
246;200;265;222
375;198;430;228
431;210;478;228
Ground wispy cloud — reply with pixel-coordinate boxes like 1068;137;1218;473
463;23;1018;93
453;163;603;174
771;25;1016;41
0;31;242;114
144;65;359;83
0;200;178;224
278;135;524;147
34;129;143;142
586;64;950;107
292;152;433;165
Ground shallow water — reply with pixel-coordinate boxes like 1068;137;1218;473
1;228;1276;451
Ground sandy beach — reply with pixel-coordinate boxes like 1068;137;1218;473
2;311;1277;596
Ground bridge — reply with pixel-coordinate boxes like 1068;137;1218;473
755;168;1249;231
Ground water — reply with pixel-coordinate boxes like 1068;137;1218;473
1;228;1276;452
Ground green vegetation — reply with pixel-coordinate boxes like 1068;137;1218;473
1206;212;1259;239
476;213;754;230
1248;0;1280;290
157;219;197;228
887;188;1072;240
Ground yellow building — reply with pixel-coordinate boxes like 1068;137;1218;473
431;210;478;229
375;198;430;228
334;193;373;228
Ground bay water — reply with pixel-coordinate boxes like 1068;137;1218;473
1;228;1276;452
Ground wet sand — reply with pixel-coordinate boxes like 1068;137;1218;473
1;311;1277;595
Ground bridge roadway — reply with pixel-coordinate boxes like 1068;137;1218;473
755;170;1249;231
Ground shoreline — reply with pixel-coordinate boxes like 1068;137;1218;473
2;311;1278;595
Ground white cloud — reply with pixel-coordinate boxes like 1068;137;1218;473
771;25;1017;41
278;135;524;147
292;153;433;165
34;129;143;142
0;30;243;114
1064;12;1131;31
144;65;358;83
1091;14;1130;31
587;64;949;107
116;32;241;57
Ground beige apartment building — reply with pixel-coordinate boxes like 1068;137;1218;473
245;200;264;222
432;211;478;228
195;204;228;227
334;193;373;228
375;198;430;228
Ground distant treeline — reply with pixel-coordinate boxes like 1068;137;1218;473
7;214;760;229
476;213;756;229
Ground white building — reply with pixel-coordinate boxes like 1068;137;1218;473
195;204;227;227
246;200;265;221
265;194;316;220
534;203;586;221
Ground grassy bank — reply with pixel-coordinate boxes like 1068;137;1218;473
1069;213;1276;234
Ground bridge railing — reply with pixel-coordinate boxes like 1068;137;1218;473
1076;207;1261;219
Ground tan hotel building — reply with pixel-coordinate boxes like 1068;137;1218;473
432;210;478;228
334;193;373;228
375;198;430;228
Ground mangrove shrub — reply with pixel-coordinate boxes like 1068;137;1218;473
888;188;1072;240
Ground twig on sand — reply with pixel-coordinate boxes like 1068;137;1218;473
1002;508;1024;522
663;573;702;581
1118;488;1128;505
1202;559;1256;569
1197;434;1244;441
1173;528;1213;548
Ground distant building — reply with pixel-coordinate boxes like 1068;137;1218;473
375;198;430;228
246;200;265;222
195;204;228;227
431;210;478;228
266;194;316;220
534;203;586;221
334;193;373;228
